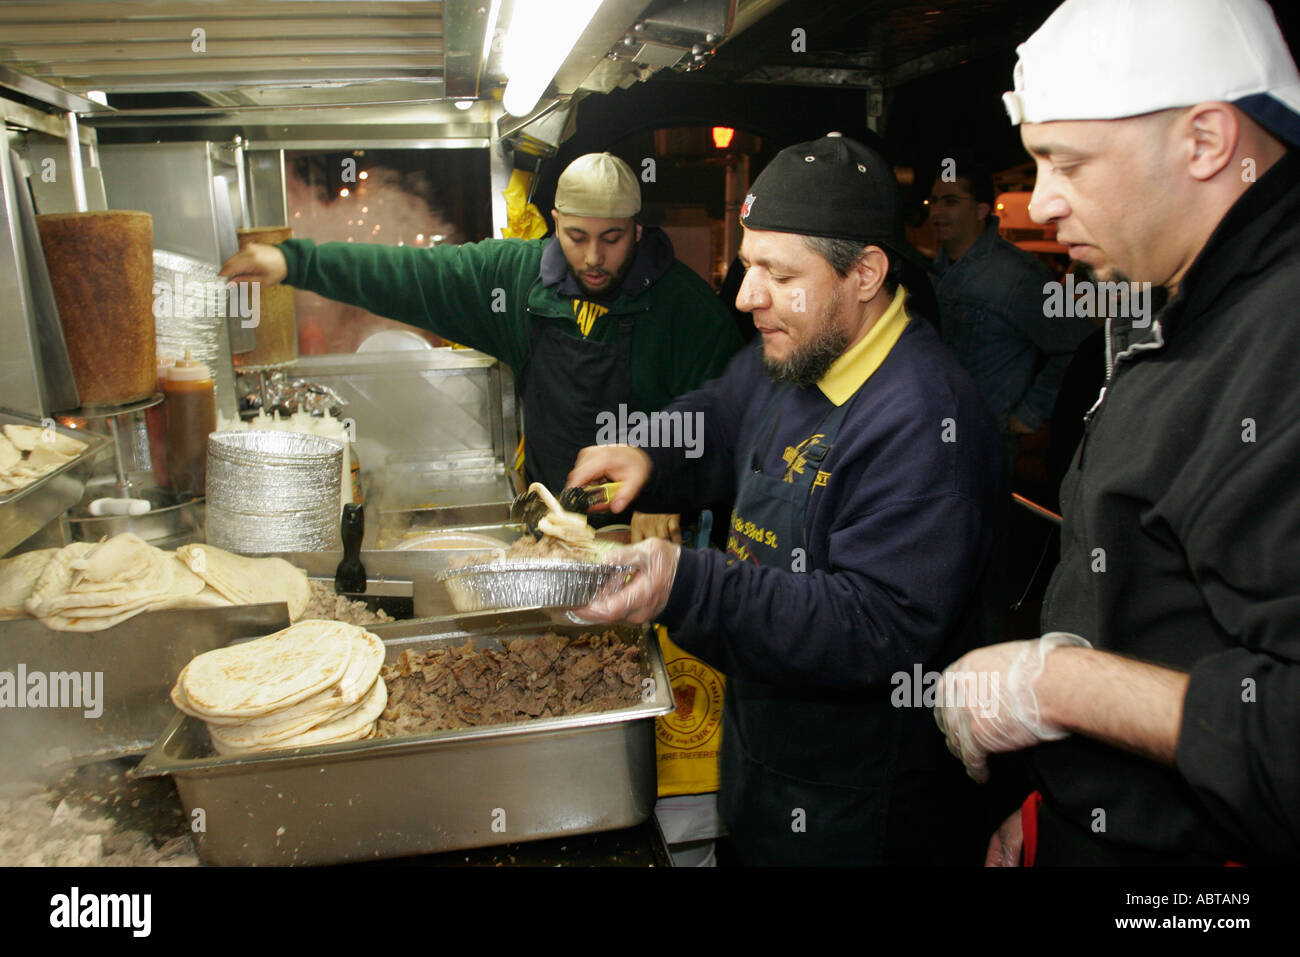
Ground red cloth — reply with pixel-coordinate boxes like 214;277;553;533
1020;790;1043;867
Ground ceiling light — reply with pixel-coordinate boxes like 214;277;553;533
502;0;603;117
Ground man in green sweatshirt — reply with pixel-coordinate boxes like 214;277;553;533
220;152;744;539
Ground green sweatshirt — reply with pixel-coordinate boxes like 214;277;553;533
278;233;743;415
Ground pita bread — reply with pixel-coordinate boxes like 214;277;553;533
2;424;84;457
171;620;359;719
40;597;177;632
175;622;388;754
31;534;175;615
278;677;387;746
0;435;20;471
206;686;371;747
208;677;387;755
0;548;58;616
175;627;380;730
7;462;56;480
230;628;383;729
1;425;41;452
25;445;73;470
23;541;95;618
16;534;316;632
175;544;310;620
163;585;236;610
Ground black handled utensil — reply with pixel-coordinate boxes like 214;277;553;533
335;503;366;594
511;482;624;538
559;482;623;514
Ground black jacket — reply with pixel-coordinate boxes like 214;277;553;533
1034;149;1300;864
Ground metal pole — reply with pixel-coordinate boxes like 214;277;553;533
722;154;748;276
233;136;250;229
64;112;87;212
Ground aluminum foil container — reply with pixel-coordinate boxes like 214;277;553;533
205;430;342;553
435;559;634;612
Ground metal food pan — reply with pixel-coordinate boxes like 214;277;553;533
374;520;520;552
0;604;291;781
0;408;111;556
131;618;673;866
374;460;516;530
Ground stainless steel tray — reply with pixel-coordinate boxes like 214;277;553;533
0;603;291;781
132;617;673;865
0;408;111;555
374;459;517;530
373;519;520;551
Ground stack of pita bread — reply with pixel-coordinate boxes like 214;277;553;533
0;548;62;620
173;543;309;619
170;620;387;755
0;424;87;497
4;533;310;631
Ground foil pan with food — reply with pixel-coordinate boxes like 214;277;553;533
434;558;633;613
433;482;634;612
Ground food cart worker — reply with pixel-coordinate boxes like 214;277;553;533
568;134;1009;865
219;153;743;537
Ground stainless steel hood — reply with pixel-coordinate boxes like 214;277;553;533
0;1;783;138
0;1;447;104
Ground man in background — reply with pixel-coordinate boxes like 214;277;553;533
929;160;1093;461
221;152;742;540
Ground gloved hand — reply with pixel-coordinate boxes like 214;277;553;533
933;631;1092;783
569;538;680;625
630;511;681;545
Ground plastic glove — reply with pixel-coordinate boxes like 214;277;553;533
567;538;679;625
933;631;1092;783
630;512;681;545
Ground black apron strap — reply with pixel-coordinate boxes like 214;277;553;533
519;303;636;504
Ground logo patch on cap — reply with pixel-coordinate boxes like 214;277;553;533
740;192;756;219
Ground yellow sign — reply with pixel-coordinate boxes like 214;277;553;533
655;626;725;796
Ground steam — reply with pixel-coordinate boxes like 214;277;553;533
284;159;466;353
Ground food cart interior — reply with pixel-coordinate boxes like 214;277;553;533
6;0;1297;868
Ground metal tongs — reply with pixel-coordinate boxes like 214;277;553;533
510;482;623;538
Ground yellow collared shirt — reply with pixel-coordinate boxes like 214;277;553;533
817;285;911;406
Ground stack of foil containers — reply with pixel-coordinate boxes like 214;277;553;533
205;431;343;553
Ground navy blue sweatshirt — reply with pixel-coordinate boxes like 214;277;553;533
637;312;1008;692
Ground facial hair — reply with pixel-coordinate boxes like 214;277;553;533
572;241;638;299
761;286;851;387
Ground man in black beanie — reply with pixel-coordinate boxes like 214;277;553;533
568;133;1008;865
